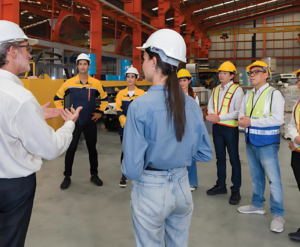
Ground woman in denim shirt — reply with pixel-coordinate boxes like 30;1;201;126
121;29;213;247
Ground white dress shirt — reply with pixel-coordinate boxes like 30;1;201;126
185;92;199;105
0;69;75;179
287;102;300;148
239;83;285;127
207;81;244;121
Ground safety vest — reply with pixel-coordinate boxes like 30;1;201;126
294;100;300;153
213;83;240;127
245;86;280;146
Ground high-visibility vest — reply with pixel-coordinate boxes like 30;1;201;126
294;100;300;153
245;86;280;146
213;83;240;127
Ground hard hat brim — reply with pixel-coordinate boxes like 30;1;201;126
27;38;38;46
293;70;300;76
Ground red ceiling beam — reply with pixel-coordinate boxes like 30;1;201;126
207;6;300;30
20;3;52;18
194;0;274;23
182;0;228;16
203;3;299;30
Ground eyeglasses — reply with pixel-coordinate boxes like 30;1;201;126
18;45;32;53
247;70;265;76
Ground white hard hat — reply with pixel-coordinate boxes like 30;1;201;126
125;65;139;79
137;29;186;66
0;20;38;46
76;53;91;63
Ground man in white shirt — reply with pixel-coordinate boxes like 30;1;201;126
287;69;300;241
206;61;244;205
237;61;285;233
0;20;82;247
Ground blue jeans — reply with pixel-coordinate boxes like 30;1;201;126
131;167;194;247
187;161;198;187
246;143;284;216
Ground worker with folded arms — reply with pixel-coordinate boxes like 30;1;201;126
178;68;199;191
206;61;244;205
287;69;300;241
238;61;285;233
0;20;82;247
116;65;145;188
54;53;108;190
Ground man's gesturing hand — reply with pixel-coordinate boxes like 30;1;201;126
61;107;83;123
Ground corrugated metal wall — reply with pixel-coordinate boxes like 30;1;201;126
208;12;300;80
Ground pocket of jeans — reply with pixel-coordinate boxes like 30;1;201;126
179;174;192;205
136;181;165;218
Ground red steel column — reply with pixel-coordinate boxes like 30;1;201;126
90;2;102;79
1;0;19;24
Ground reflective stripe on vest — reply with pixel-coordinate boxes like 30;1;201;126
244;86;280;146
294;100;300;152
213;83;239;127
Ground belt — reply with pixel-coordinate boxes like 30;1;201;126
145;166;165;171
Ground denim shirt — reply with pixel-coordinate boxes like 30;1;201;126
121;85;213;181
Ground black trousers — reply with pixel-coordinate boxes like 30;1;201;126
64;123;98;177
212;124;242;192
291;151;300;191
0;173;36;247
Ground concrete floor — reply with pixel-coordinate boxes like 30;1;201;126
26;122;300;247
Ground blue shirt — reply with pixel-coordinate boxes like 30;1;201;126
121;85;213;181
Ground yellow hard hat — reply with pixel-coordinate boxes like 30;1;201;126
177;69;192;79
293;69;300;77
246;61;271;78
218;61;237;74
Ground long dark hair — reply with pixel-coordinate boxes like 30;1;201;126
146;48;186;142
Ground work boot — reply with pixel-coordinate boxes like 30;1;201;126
90;175;103;186
60;177;71;190
289;228;300;241
229;191;241;205
206;185;227;195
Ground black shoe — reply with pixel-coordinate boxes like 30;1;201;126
229;191;241;205
119;175;127;188
90;175;103;186
60;177;71;190
289;228;300;241
206;185;227;195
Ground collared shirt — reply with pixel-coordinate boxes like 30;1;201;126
287;102;300;148
0;69;75;179
54;74;108;125
121;85;213;181
208;81;244;121
239;83;285;127
116;86;145;136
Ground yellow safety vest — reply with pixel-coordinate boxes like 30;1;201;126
294;100;300;152
213;83;239;127
245;86;280;146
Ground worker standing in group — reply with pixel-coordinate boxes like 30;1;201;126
54;53;108;190
116;65;145;188
0;20;82;247
287;69;300;241
206;61;244;205
121;29;212;247
178;68;199;191
238;61;285;233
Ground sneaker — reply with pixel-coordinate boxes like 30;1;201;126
60;177;71;190
206;185;227;195
270;214;285;233
190;186;196;192
237;204;266;215
229;191;241;205
288;228;300;241
119;175;127;188
90;175;103;186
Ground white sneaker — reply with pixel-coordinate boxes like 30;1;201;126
270;214;285;233
190;186;196;192
237;204;266;215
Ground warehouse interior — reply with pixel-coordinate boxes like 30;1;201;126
1;0;300;246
